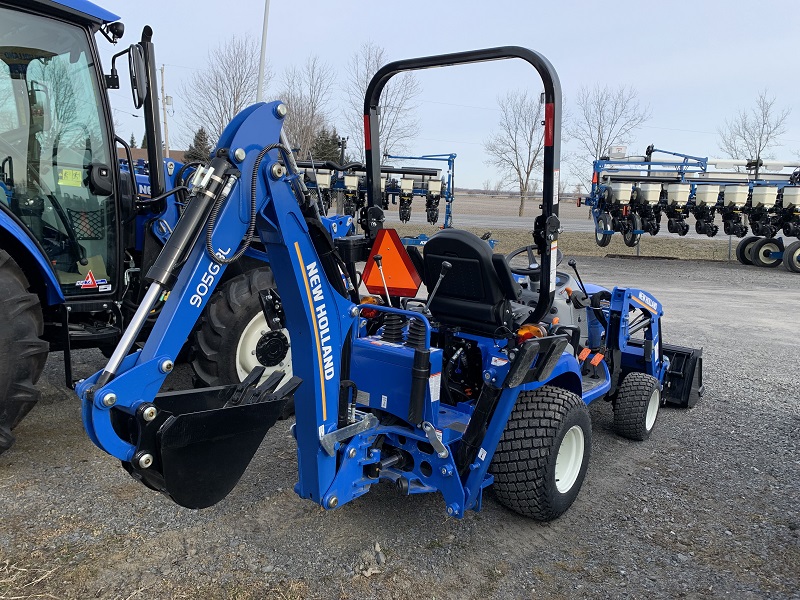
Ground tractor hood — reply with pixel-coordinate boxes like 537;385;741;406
6;0;119;26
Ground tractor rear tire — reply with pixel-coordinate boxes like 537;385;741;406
735;236;760;266
490;386;592;521
190;267;294;418
613;372;661;441
0;250;49;455
595;213;612;247
751;237;784;268
782;240;800;273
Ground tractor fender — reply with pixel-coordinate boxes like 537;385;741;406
519;352;582;398
0;209;64;306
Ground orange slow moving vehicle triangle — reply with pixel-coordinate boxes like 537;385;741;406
362;229;422;297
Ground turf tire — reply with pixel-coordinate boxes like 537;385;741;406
613;372;661;441
490;386;592;521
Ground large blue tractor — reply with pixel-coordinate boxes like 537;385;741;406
0;0;309;453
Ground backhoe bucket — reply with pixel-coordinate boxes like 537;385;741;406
661;344;703;408
120;369;301;509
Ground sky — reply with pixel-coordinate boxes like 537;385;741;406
98;0;800;189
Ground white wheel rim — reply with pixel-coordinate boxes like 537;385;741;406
791;246;800;268
645;387;660;431
235;312;292;383
555;425;585;494
759;243;780;264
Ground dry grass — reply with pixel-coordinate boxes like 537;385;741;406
0;560;58;600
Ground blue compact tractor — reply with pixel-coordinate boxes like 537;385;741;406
75;45;704;521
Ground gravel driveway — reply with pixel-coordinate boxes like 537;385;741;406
1;253;798;599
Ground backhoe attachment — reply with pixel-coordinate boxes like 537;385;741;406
120;367;301;509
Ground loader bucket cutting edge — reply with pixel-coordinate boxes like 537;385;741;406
122;379;296;509
661;343;703;408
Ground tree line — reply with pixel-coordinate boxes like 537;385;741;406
483;85;791;216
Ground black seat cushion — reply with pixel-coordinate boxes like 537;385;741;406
422;229;521;334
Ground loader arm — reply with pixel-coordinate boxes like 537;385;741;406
77;101;356;507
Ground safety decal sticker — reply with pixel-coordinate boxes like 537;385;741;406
75;270;107;289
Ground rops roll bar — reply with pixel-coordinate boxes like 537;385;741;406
363;46;562;324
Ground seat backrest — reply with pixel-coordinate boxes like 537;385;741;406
422;229;519;334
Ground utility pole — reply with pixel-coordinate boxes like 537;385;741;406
160;64;171;158
256;0;271;102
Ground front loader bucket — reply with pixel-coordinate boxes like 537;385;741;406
120;369;301;509
662;344;703;408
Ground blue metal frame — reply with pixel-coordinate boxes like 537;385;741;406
386;153;457;227
584;147;800;242
77;51;678;520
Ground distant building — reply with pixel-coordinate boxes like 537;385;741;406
116;148;187;165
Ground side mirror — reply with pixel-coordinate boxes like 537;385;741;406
128;44;147;109
28;85;51;134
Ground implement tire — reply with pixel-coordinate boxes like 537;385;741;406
751;237;783;268
595;213;612;247
490;386;591;521
613;372;661;441
782;240;800;273
190;267;294;417
0;250;49;454
735;236;760;266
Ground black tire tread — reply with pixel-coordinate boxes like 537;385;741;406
735;236;760;266
190;267;276;387
490;386;591;521
751;237;783;268
595;214;612;248
0;250;49;454
782;240;800;273
613;372;659;441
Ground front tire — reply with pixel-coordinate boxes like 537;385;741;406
190;267;294;415
613;372;661;441
490;386;592;521
0;250;49;454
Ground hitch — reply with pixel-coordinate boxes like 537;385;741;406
121;367;301;509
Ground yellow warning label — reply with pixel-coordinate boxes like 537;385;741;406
58;168;83;188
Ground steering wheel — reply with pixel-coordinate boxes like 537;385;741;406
505;244;564;277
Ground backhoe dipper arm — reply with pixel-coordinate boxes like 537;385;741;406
77;102;355;507
363;46;562;323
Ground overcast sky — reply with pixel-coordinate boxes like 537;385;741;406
99;0;800;189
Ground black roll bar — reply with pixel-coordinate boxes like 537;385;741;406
363;46;562;324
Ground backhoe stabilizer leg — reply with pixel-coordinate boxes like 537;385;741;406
121;371;302;509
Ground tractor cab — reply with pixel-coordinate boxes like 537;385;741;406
0;4;119;297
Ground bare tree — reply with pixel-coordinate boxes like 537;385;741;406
179;34;269;140
568;84;650;188
484;90;545;217
280;56;335;160
717;90;791;164
342;42;420;160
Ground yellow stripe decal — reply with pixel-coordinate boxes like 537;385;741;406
632;295;656;313
294;241;327;421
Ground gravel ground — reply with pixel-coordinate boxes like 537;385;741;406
1;237;799;599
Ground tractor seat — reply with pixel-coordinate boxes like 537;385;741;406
413;229;521;336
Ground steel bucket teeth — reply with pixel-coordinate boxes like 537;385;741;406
122;368;302;509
